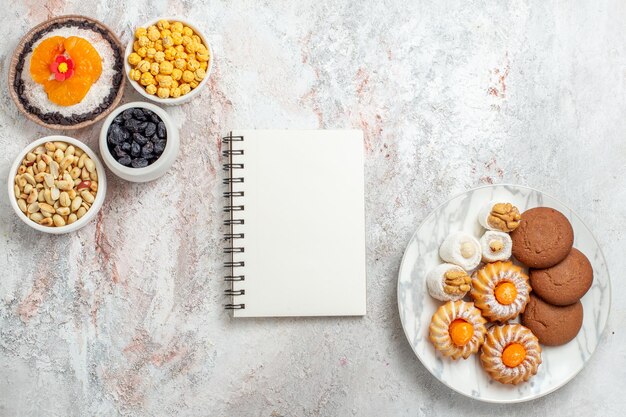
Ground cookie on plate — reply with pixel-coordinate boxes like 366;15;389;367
521;294;583;346
480;324;542;385
471;261;531;322
510;207;574;268
530;248;593;306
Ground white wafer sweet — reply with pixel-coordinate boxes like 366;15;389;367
439;231;481;271
479;231;512;262
426;263;468;301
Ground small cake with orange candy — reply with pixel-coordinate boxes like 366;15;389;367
480;324;542;384
13;18;123;126
471;261;531;322
429;300;487;360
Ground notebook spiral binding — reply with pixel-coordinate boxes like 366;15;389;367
223;133;246;311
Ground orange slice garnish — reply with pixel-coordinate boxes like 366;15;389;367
29;36;102;106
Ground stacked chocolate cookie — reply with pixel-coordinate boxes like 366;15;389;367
510;208;594;346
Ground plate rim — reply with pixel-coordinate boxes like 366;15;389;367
396;183;612;404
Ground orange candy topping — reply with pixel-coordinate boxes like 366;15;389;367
494;282;517;305
449;319;474;347
502;343;526;367
30;36;102;106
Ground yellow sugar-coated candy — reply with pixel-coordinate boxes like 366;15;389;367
146;48;156;59
176;50;188;60
182;70;194;83
179;83;191;95
172;32;183;46
154;51;165;63
136;47;147;58
189;80;198;89
185;43;198;54
133;41;140;51
154;40;164;52
135;27;147;38
150;62;160;76
147;26;160;41
140;72;155;86
174;58;186;70
129;69;141;81
157;87;170;98
171;79;179;88
199;61;208;71
170;87;181;98
136;60;151;73
171;68;183;80
194;68;205;81
186;59;200;71
162;36;174;49
196;52;209;62
157;75;173;88
175;45;185;53
128;52;141;66
164;47;177;61
145;84;157;95
157;19;170;30
171;22;184;33
161;29;172;38
159;61;174;75
138;35;150;47
182;36;192;47
182;26;193;37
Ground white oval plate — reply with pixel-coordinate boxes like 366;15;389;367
397;184;611;403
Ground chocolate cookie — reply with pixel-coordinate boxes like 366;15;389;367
530;248;593;306
510;207;574;268
521;294;583;346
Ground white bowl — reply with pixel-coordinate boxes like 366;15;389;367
7;136;107;234
124;17;213;105
99;101;179;182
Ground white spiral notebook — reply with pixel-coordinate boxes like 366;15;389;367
223;130;366;317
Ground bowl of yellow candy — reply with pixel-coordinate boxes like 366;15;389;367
124;17;213;105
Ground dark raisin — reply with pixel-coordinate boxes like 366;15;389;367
133;133;148;145
144;122;156;137
149;112;161;123
124;119;142;133
107;124;124;145
141;141;154;157
130;141;141;157
157;122;166;138
154;140;166;155
118;155;132;166
121;141;131;152
122;109;134;120
113;145;127;158
131;158;149;168
133;108;146;120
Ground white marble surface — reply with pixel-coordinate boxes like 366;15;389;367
0;1;625;416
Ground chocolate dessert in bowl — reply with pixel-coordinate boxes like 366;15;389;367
9;15;125;129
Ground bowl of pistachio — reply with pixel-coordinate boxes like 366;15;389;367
8;136;107;234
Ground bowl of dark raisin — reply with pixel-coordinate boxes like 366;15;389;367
99;101;179;182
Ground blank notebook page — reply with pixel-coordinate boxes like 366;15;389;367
228;130;366;317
